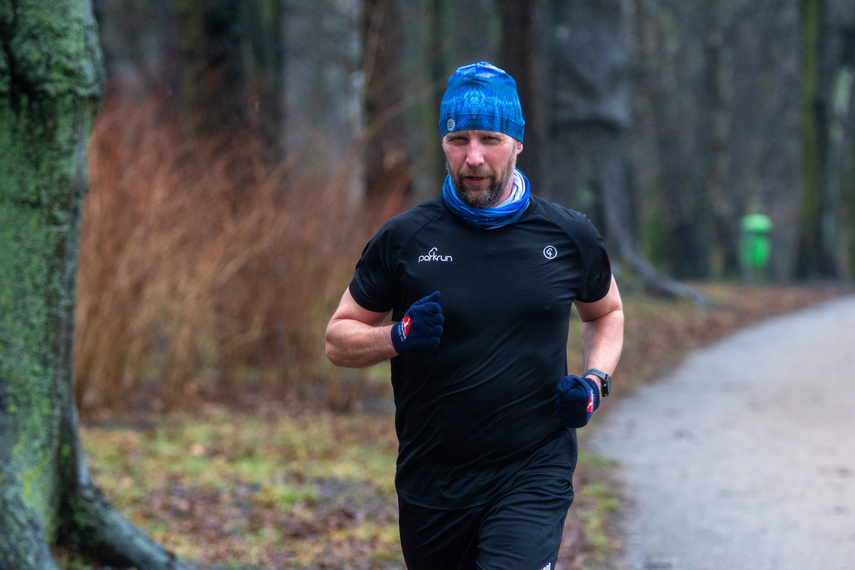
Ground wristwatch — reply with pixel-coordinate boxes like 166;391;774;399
583;368;611;397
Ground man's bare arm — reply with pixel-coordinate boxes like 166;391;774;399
574;276;624;396
325;288;397;368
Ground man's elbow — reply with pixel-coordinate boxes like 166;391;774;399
325;345;346;367
324;328;346;367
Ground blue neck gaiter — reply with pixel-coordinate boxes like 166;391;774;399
442;169;530;229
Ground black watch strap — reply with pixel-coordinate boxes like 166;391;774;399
583;368;611;397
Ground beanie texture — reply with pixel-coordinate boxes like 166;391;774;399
439;61;524;142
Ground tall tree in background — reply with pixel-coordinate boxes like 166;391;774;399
174;0;284;153
630;0;711;279
362;0;410;203
0;1;191;567
794;0;840;279
242;0;286;160
175;0;246;136
498;0;546;189
429;0;445;120
702;0;739;276
839;21;855;278
526;0;709;303
826;6;855;278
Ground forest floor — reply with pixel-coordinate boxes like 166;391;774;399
56;281;853;569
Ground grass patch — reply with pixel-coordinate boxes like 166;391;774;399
75;408;402;568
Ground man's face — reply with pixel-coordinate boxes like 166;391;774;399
442;130;523;209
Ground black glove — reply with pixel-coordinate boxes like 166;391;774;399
555;374;600;428
391;291;444;355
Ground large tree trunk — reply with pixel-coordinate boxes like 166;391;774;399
537;0;709;304
174;0;248;138
0;1;192;567
498;0;546;190
794;0;840;279
840;24;855;279
702;0;739;277
362;0;410;203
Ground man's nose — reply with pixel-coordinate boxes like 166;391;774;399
465;143;485;166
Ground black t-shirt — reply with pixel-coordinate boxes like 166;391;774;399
349;194;612;508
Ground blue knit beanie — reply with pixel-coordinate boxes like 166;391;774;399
439;61;525;142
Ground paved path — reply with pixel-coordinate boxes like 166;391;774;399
589;296;855;570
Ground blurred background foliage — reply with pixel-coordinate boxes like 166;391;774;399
74;0;855;415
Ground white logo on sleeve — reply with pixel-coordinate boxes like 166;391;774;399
543;245;558;259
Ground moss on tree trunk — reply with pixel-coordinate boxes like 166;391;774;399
0;1;192;567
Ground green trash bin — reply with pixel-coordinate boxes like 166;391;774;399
739;214;772;280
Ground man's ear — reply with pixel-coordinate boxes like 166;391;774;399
516;141;523;155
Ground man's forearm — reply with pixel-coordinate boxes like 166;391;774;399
325;319;398;368
581;308;624;378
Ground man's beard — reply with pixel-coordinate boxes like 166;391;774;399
447;157;516;209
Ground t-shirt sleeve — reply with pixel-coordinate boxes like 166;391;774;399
574;215;612;304
348;224;397;313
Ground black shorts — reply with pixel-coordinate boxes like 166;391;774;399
398;470;574;570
